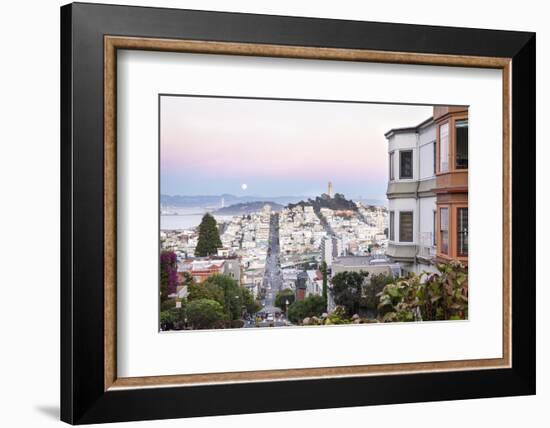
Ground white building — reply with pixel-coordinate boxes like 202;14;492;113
385;117;438;276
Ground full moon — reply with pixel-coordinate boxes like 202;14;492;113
241;183;248;191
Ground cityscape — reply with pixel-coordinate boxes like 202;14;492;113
159;96;469;330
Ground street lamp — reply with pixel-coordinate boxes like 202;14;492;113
285;299;290;321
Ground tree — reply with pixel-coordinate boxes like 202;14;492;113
241;287;261;315
195;213;222;257
160;306;186;331
160;250;178;301
364;273;395;316
275;288;295;310
287;295;326;324
331;270;369;316
201;274;242;320
186;299;225;329
320;261;328;304
188;281;224;305
377;261;468;322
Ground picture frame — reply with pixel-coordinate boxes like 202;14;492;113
61;2;535;424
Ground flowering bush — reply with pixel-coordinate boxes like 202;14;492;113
160;250;178;300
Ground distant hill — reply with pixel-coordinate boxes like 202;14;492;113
212;201;283;215
161;194;308;208
288;193;358;212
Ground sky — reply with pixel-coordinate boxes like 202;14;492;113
160;96;433;201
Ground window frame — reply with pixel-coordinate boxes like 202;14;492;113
439;206;449;255
399;211;414;243
399;150;413;179
457;206;468;256
455;119;469;170
438;122;450;173
389;151;395;181
389;210;395;241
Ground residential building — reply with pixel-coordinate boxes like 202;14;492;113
433;106;469;264
384;106;468;274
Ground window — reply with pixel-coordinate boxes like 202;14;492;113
457;207;468;256
389;152;395;180
399;150;413;179
455;119;468;169
399;211;413;242
433;210;437;246
433;142;437;174
440;207;449;254
439;123;449;173
389;211;395;241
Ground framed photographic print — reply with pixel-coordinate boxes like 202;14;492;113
60;2;536;424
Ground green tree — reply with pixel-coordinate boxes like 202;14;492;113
188;281;224;305
320;261;328;304
160;306;186;331
241;287;261;315
195;213;222;257
186;299;225;329
275;288;295;310
201;274;242;320
364;273;395;315
331;270;369;316
287;295;326;324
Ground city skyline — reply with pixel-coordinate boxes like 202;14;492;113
160;96;433;200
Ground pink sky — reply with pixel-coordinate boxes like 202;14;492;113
161;96;432;200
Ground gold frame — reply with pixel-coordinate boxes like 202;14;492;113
104;36;512;391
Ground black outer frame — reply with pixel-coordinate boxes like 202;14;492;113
60;2;535;424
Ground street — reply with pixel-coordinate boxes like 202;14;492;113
256;213;289;327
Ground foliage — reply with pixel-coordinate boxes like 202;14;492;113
188;281;224;305
364;273;395;315
320;261;328;304
331;270;369;316
287;295;326;324
195;213;222;257
160;298;177;312
160;306;186;331
160;251;178;300
202;274;244;320
241;287;261;315
275;288;295;310
186;299;225;329
377;261;468;323
324;306;351;325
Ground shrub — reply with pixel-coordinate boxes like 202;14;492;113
160;307;186;331
287;295;326;324
377;261;468;323
160;298;177;312
186;298;225;329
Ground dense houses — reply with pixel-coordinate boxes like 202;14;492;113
278;205;326;257
318;206;388;260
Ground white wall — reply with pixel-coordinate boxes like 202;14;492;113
0;1;547;428
419;196;437;246
419;140;436;179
